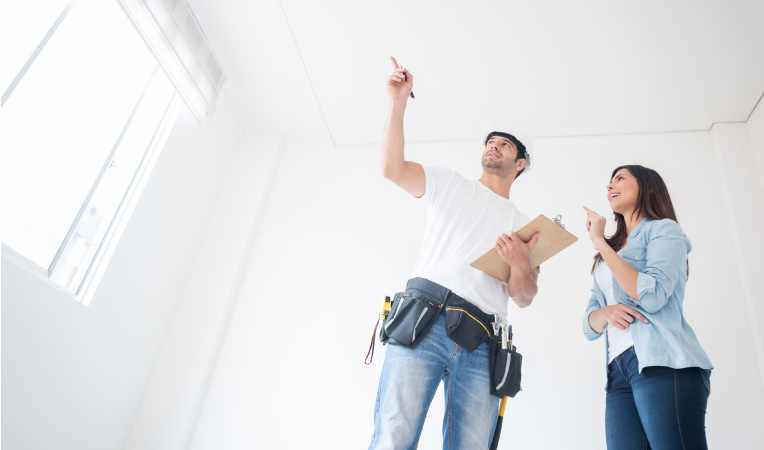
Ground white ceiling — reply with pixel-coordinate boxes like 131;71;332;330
189;0;764;146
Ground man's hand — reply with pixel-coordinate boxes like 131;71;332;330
497;231;540;308
495;231;540;269
386;56;413;103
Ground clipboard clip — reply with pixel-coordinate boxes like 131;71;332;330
552;215;566;229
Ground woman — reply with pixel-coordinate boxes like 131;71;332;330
582;165;713;450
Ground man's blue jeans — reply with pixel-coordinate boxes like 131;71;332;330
606;346;711;450
369;313;500;450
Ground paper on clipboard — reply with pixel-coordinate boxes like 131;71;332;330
470;214;578;282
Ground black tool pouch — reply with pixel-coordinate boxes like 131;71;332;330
489;329;523;398
379;291;443;348
444;296;493;352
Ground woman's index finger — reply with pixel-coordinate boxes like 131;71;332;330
629;308;649;323
390;56;400;68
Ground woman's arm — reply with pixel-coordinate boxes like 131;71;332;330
597;243;640;300
582;278;648;339
614;220;690;314
583;206;640;299
584;206;690;314
588;304;649;333
583;288;604;340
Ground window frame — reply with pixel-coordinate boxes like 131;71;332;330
1;0;183;305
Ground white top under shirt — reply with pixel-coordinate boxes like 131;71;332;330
594;261;634;363
411;165;530;319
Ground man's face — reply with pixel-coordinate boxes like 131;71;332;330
481;135;524;176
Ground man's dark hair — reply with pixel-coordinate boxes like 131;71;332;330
485;131;527;178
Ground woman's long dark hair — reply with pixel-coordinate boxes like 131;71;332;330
592;165;681;272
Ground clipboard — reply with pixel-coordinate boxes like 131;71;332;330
470;214;578;282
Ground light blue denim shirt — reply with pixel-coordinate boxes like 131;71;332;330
582;218;713;372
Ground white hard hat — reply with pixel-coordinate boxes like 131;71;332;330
481;120;534;173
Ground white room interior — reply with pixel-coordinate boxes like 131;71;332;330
2;1;764;449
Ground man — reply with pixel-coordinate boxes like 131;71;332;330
369;57;540;449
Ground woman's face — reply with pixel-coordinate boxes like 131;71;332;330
607;168;639;215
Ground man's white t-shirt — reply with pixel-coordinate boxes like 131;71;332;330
411;165;530;319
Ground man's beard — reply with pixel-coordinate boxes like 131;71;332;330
482;155;516;178
482;156;504;170
482;155;509;173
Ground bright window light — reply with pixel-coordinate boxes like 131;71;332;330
0;0;71;92
1;0;179;302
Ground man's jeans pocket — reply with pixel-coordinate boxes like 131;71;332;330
380;292;442;348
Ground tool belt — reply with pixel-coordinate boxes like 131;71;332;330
377;277;522;398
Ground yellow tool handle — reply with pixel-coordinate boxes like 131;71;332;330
491;397;509;450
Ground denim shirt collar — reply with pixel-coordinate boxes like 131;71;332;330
627;217;650;240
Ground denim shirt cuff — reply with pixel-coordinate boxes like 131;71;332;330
583;307;602;340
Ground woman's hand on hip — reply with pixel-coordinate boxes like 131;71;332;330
594;304;649;331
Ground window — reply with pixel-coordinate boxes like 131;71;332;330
2;0;180;303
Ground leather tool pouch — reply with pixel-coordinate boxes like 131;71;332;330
489;326;523;398
379;291;443;348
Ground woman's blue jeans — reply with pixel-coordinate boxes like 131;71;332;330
606;346;711;450
369;314;499;450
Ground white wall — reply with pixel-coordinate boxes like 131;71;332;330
711;119;764;391
123;130;283;450
745;101;764;366
1;97;244;450
748;97;764;189
186;128;764;449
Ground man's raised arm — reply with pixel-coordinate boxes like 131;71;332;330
381;56;425;198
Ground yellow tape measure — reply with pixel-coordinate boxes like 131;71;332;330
377;295;392;317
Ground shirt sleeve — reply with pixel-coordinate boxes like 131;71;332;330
614;220;691;314
420;165;456;208
583;276;604;341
